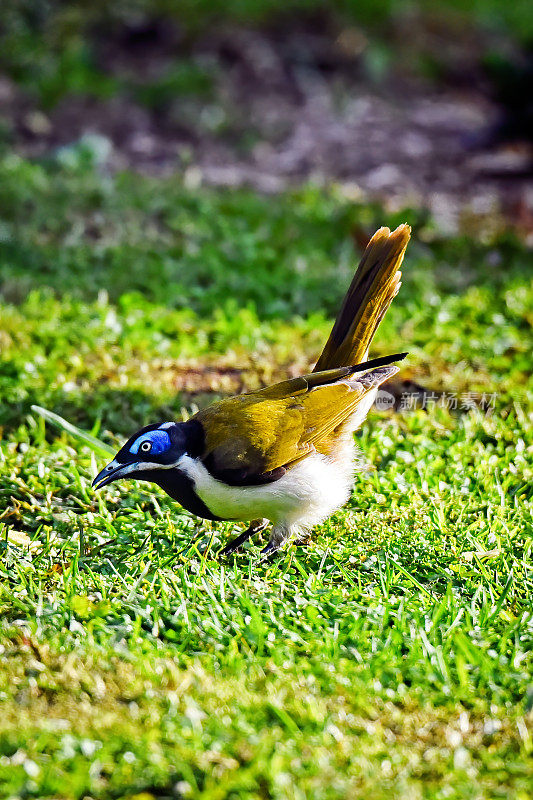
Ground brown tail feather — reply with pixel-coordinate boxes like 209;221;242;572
313;224;411;372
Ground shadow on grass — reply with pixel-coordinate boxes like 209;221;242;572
3;386;185;439
5;161;528;322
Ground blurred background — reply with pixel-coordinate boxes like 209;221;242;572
1;0;532;237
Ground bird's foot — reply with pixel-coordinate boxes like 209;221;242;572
258;524;293;561
219;518;268;557
259;541;283;561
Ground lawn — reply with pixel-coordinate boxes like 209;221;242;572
0;151;532;799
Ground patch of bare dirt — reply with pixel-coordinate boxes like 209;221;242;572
1;20;532;234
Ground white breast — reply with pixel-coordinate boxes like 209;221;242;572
177;449;355;529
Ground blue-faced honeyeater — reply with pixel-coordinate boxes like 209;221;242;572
93;224;411;556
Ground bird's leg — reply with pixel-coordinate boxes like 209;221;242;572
260;523;295;559
220;518;268;557
295;528;312;547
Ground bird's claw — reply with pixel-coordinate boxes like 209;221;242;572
219;519;268;557
259;541;282;561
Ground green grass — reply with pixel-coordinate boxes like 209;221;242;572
0;153;532;799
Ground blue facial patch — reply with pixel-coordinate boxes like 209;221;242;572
130;429;171;456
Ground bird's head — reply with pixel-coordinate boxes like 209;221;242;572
92;421;200;491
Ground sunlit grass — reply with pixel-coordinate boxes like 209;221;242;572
0;155;531;799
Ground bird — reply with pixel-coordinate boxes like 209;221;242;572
92;223;411;557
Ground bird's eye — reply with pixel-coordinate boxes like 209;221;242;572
140;441;152;453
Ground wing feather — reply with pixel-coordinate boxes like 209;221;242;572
193;364;392;485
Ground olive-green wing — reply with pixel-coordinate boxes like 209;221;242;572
193;363;396;486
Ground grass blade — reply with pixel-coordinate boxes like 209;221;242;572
31;405;115;456
389;557;434;598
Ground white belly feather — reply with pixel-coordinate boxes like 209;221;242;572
178;449;354;528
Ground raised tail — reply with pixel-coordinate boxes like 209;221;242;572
313;224;411;372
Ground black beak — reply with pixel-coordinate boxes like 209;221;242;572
92;459;137;490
